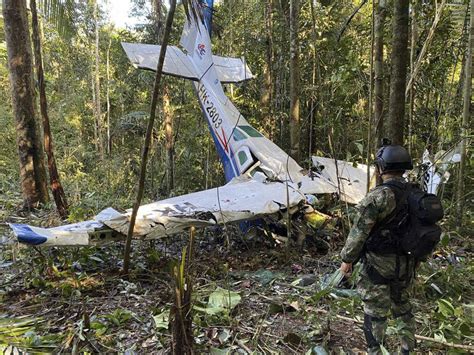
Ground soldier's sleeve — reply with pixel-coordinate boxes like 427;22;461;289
340;186;395;263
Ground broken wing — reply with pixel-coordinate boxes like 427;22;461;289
9;177;305;246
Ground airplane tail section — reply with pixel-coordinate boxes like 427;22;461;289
122;42;252;83
180;16;214;76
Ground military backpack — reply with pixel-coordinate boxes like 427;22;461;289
365;181;444;260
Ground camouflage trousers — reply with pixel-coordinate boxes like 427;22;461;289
357;264;416;354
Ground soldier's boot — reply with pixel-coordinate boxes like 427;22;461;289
363;313;387;355
394;311;416;353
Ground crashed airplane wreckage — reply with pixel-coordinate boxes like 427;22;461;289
8;4;373;247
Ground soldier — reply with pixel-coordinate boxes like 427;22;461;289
340;143;416;354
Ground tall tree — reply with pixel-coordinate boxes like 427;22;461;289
308;0;320;159
407;0;417;154
30;0;69;218
456;0;473;226
93;0;104;157
261;0;274;139
387;0;409;145
3;0;49;207
289;0;300;161
163;85;174;195
106;35;111;154
374;0;387;147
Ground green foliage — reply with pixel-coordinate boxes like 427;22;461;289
0;317;60;352
194;287;241;316
0;1;472;351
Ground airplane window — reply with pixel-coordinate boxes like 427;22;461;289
238;125;263;138
232;128;247;141
238;151;248;165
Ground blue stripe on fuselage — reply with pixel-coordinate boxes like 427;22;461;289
10;224;48;245
202;0;214;37
193;83;240;181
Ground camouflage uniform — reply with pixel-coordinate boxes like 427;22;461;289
341;177;416;354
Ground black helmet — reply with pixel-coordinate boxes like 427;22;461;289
375;139;413;173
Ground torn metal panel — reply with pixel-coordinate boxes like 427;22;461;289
311;156;374;204
104;177;306;238
421;143;463;195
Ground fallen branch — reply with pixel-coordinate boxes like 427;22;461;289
337;0;369;42
236;339;253;354
315;309;474;351
405;0;447;96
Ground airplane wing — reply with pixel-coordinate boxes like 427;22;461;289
213;55;253;83
122;42;199;81
121;42;253;84
311;156;375;205
8;177;305;247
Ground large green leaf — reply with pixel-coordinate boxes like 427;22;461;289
195;287;241;315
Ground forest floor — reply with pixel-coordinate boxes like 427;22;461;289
0;205;473;354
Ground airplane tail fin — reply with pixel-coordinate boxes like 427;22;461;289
179;16;214;75
122;1;253;82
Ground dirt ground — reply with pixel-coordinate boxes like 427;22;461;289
0;216;470;354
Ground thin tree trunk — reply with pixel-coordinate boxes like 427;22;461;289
456;0;473;227
3;0;49;208
106;36;111;154
30;0;68;218
261;0;274;138
309;0;321;160
289;0;300;161
163;85;174;195
408;0;417;154
91;71;98;150
93;0;103;158
405;0;447;97
337;0;369;42
123;0;177;275
367;0;375;192
374;0;386;148
387;0;409;145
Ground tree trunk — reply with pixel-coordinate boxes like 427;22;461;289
289;0;300;161
261;0;274;139
408;0;417;154
405;0;447;97
308;0;321;160
163;85;174;195
456;0;473;227
91;71;98;150
122;0;177;275
30;0;68;218
3;0;49;208
374;0;387;147
387;0;409;145
106;36;111;154
367;0;375;192
93;0;104;157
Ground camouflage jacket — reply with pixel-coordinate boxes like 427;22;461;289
341;177;415;279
